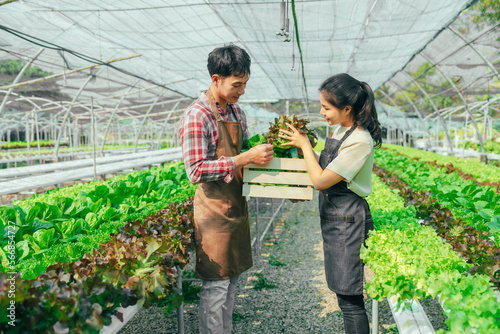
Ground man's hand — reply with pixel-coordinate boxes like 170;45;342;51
249;144;274;165
234;144;273;167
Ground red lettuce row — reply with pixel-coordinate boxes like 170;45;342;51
0;199;194;333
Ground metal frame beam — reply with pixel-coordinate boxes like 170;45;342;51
421;53;487;158
401;73;453;152
0;48;44;116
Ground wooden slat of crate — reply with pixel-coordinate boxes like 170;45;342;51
242;184;313;200
243;158;313;200
245;157;308;171
243;170;312;186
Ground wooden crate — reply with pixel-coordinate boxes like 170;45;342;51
242;158;313;200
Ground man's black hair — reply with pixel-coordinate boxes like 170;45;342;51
207;44;251;77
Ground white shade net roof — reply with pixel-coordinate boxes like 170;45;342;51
384;12;499;115
0;0;475;104
2;0;498;151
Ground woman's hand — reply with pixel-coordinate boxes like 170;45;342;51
278;122;312;150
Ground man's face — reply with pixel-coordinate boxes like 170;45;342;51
216;73;249;105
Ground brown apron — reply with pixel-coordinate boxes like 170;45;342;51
193;90;253;280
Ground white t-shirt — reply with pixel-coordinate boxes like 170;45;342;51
325;126;374;198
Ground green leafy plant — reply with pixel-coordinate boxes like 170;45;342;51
0;59;51;77
247;114;318;158
363;175;500;333
0;162;196;279
372;160;500;288
383;143;500;184
252;272;278;290
374;148;500;234
0;199;194;333
269;255;287;267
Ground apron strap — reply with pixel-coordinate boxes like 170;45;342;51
330;123;358;159
206;89;222;122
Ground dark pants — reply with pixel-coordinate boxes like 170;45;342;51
337;294;369;334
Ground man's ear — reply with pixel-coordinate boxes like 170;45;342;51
212;74;220;87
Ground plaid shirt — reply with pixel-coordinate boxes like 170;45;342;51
179;91;249;184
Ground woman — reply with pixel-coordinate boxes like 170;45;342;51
279;73;382;334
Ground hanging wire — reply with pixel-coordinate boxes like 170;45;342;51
62;51;67;87
98;9;102;62
0;24;194;98
290;0;308;107
291;23;295;72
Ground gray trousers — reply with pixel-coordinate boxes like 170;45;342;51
198;275;240;334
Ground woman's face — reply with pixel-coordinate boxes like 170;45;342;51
319;91;353;127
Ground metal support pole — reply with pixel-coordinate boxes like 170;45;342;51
255;198;261;262
156;101;182;148
100;78;140;153
91;97;97;181
483;107;488;141
372;299;379;334
118;122;122;149
149;120;154;149
134;94;163;151
176;265;184;334
421;54;487;159
271;198;276;230
259;199;285;245
55;74;94;160
376;91;421;146
68;116;73;154
402;73;453;152
34;112;41;163
462;114;469;158
378;90;412;130
25;114;30;165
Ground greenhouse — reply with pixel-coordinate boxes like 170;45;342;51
0;0;499;333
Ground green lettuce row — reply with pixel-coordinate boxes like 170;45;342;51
0;140;65;149
0;199;194;333
0;143;149;159
374;148;500;234
363;175;500;334
383;143;500;183
0;162;196;278
5;187;194;279
464;140;500;156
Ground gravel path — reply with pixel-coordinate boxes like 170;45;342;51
119;193;447;333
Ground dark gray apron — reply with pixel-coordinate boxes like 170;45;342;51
318;125;374;295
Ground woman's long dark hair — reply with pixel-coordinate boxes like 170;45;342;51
319;73;382;148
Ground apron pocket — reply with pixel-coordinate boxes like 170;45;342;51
320;215;354;250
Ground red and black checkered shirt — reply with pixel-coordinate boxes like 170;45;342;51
179;91;249;184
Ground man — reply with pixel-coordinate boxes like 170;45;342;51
179;44;274;333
